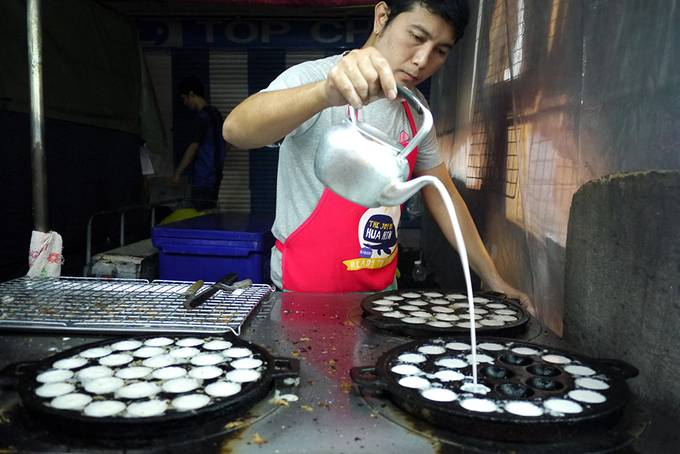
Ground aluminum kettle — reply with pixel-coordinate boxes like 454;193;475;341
314;85;434;208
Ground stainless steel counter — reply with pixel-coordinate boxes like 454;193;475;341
0;292;626;453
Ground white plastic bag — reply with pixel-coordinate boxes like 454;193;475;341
27;230;63;277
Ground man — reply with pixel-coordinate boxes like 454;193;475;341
174;76;225;210
223;0;533;312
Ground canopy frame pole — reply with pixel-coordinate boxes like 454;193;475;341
28;0;48;233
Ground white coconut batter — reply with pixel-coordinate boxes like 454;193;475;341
231;358;264;369
205;381;241;397
445;342;471;351
83;400;126;417
544;398;583;414
143;354;177;369
391;364;423;375
433;370;465;382
172;394;210;411
203;340;233;351
115;366;152;380
152;366;187;380
564;365;596;376
460;398;497;412
398;376;431;390
418;345;446;355
162;378;201;394
421;388;457;402
50;393;92;411
52;357;88;370
189;366;224;380
176;338;204;347
435;358;468;369
84;377;124;394
99;353;134;367
542;354;571;364
190;353;224;366
111;340;143;351
144;337;174;347
223;348;253;358
80;347;112;359
575;377;609;390
115;382;161;399
568;389;606;404
226;369;261;383
77;366;113;381
35;382;75;398
37;369;74;383
505;401;544;417
126;399;168;418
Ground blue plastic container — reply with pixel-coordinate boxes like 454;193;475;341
151;212;274;283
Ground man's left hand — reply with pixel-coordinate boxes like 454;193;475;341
487;280;535;317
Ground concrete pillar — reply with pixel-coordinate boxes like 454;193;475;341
564;170;680;451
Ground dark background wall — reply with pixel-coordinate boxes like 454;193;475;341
0;112;144;279
0;0;149;281
426;0;680;335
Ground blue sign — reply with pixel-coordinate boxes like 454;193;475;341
137;18;372;49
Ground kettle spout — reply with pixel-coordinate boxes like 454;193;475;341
378;176;439;207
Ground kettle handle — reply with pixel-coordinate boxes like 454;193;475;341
346;85;433;159
396;85;433;159
396;85;423;115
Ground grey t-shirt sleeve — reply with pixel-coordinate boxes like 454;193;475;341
260;56;340;137
412;94;443;172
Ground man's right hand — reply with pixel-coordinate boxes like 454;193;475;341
324;47;398;110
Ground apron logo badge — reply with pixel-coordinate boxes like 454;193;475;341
343;210;399;271
398;130;410;147
362;214;396;256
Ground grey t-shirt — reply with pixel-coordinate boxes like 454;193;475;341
262;54;442;289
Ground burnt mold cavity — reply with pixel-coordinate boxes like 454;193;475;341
482;366;513;380
500;353;532;367
498;383;534;398
527;376;564;391
527;364;561;377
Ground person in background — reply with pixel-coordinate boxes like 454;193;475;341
222;0;534;313
139;141;155;204
174;76;226;211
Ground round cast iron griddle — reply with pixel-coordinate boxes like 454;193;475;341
5;334;299;441
350;336;638;443
362;289;529;337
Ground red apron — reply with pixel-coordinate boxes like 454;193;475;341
275;101;419;292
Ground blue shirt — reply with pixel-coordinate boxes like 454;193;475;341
192;106;225;188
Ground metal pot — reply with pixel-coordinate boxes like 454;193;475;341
314;84;435;208
351;336;638;443
1;334;299;443
361;289;530;338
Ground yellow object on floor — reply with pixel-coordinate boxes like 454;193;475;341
159;208;205;225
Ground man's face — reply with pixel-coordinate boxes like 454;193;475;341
181;93;194;110
374;4;456;88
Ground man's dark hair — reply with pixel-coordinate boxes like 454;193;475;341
178;76;205;98
383;0;470;42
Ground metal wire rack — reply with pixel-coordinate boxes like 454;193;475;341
0;276;273;335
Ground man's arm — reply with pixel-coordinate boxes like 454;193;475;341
223;48;397;150
222;81;329;149
415;163;535;314
172;142;199;184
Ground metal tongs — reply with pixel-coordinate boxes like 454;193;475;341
183;272;252;310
